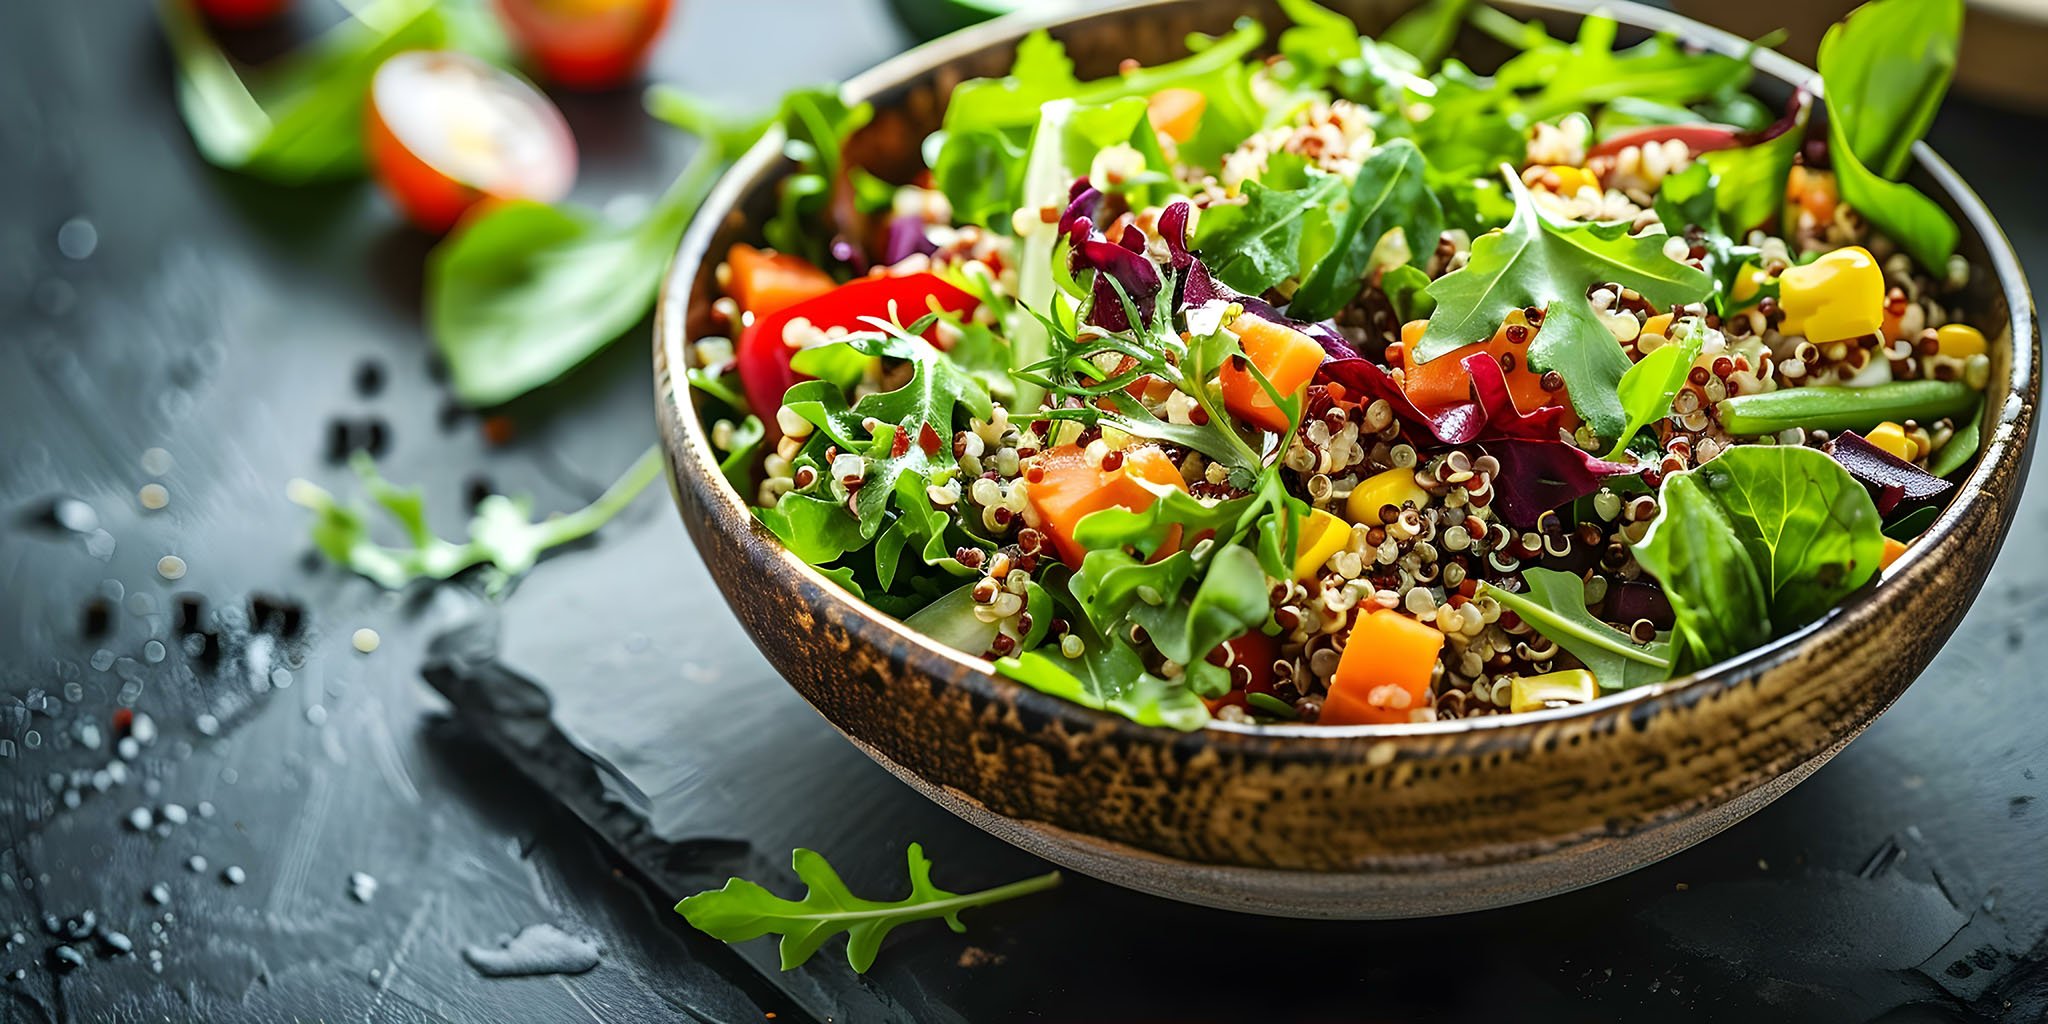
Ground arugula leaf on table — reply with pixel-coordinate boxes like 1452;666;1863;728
426;146;724;406
161;0;448;182
1415;167;1712;441
1633;444;1882;669
675;845;1060;973
1815;0;1963;269
1289;139;1443;321
289;447;662;596
1479;567;1671;691
1192;175;1347;296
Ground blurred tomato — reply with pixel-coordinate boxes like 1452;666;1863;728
365;51;577;232
196;0;288;27
493;0;675;90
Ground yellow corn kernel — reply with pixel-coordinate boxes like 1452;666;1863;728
1935;323;1987;358
1346;467;1430;525
1548;165;1599;196
1777;246;1884;343
1292;509;1352;583
1730;261;1768;305
1866;421;1913;462
1510;669;1598;714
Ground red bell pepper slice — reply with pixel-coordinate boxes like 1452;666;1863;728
737;272;980;441
1587;123;1744;160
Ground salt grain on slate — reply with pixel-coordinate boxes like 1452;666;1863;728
161;803;187;826
222;866;246;885
131;713;157;744
148;883;171;905
348;872;378;903
98;929;133;956
461;924;601;978
186;855;207;873
126;807;153;831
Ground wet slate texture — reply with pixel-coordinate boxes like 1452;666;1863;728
0;0;2044;1021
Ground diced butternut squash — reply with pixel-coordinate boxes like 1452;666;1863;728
1881;536;1910;569
1402;309;1556;413
1322;609;1444;725
1146;88;1207;144
1509;670;1597;713
1026;444;1188;569
1641;312;1674;340
725;244;837;318
1220;313;1326;433
1292;508;1352;583
1345;466;1429;525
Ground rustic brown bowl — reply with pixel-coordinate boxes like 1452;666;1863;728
654;0;2039;917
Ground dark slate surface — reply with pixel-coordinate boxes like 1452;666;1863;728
1;0;2045;1021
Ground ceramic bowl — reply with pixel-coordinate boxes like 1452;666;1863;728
654;0;2038;918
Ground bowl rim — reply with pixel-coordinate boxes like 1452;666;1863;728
655;0;2039;745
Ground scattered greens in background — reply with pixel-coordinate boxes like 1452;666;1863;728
675;845;1060;972
289;447;662;595
161;0;453;182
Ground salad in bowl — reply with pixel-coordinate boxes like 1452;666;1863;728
683;0;1993;734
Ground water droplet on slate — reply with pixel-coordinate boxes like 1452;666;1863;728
161;804;187;826
51;499;97;533
194;713;218;736
140;448;174;476
148;884;170;905
306;706;327;727
97;929;132;956
131;714;156;745
460;924;601;978
186;855;206;873
76;723;101;750
86;530;116;560
221;866;245;886
143;640;166;664
117;737;140;761
48;944;86;973
196;801;214;818
348;872;378;903
56;218;97;260
126;807;153;831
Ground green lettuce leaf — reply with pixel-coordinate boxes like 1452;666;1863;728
1479;567;1671;691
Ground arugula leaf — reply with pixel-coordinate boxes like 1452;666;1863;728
780;325;995;538
161;0;448;182
1633;444;1882;669
1193;174;1346;295
1478;568;1671;691
675;845;1059;973
942;21;1265;135
1416;168;1712;440
427;147;724;406
1289;139;1443;321
1606;330;1701;458
996;632;1212;730
1815;0;1962;269
1498;14;1753;122
289;447;661;596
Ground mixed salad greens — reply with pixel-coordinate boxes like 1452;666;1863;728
688;0;1990;730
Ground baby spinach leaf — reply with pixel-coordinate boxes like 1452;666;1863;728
1698;95;1809;235
1631;468;1771;671
1606;330;1701;458
428;147;723;406
1381;262;1438;322
1818;0;1962;181
1632;444;1882;670
931;127;1027;230
675;845;1060;973
1193;174;1346;296
756;492;866;565
290;447;661;596
1416;168;1712;440
1688;444;1886;629
161;0;448;182
1478;568;1671;691
1815;0;1962;269
1289;140;1443;322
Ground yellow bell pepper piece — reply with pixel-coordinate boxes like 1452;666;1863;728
1346;467;1429;525
1730;261;1768;305
1292;509;1353;582
1777;246;1884;343
1866;421;1913;462
1509;669;1598;713
1935;323;1987;358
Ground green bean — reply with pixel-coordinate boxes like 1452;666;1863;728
1716;381;1979;436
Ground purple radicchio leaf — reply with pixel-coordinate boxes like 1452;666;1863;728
1155;200;1361;360
1823;429;1953;517
882;216;939;265
1482;439;1638;529
1059;182;1161;333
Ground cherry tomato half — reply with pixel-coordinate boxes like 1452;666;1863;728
493;0;676;91
366;51;577;233
1587;123;1744;160
196;0;289;27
